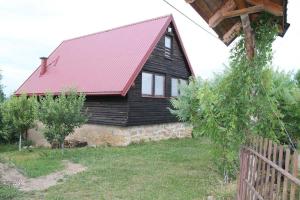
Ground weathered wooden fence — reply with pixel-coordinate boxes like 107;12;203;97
237;136;300;200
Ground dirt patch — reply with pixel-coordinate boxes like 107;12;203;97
0;160;86;191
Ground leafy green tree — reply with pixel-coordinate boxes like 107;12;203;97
295;70;300;87
0;71;5;143
1;94;37;150
272;71;300;144
171;14;282;181
0;72;5;102
39;90;87;152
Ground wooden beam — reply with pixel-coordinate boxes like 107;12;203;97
234;0;247;8
223;22;242;44
185;0;196;4
223;5;264;18
208;0;237;28
241;14;255;59
209;5;263;28
246;0;283;16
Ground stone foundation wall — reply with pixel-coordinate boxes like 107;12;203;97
28;122;192;147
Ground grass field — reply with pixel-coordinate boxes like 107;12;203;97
0;138;235;200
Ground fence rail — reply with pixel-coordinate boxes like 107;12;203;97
237;136;300;200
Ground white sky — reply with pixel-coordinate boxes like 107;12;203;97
0;0;299;96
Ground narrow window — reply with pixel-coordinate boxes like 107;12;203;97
165;36;171;49
164;36;172;58
154;75;165;96
171;78;179;97
142;72;153;95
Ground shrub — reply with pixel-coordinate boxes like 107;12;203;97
1;94;38;150
171;14;282;181
39;90;87;152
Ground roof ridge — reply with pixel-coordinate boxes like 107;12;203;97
64;14;172;43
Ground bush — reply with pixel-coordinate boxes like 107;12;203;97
171;14;282;181
1;94;38;149
39;90;87;151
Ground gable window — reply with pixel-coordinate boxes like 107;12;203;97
142;72;165;97
164;35;172;58
171;78;188;97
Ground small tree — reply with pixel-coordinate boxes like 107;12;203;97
171;14;281;181
39;90;87;152
1;94;37;150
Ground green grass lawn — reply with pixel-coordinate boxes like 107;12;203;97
0;138;235;200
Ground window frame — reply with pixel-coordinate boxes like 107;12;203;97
164;35;172;59
141;71;166;98
141;72;153;96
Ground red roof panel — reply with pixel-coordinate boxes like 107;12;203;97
15;15;193;96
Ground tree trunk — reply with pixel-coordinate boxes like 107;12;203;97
24;129;28;140
19;133;22;151
61;142;64;155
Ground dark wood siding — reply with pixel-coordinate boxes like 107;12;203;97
84;95;128;126
84;23;192;126
127;23;192;126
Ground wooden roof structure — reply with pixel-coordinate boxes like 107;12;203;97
186;0;289;46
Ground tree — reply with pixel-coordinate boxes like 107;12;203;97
295;70;300;87
272;71;300;144
0;71;5;143
39;90;87;152
1;94;37;150
171;14;282;181
0;71;5;102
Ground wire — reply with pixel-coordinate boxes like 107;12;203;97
161;0;220;40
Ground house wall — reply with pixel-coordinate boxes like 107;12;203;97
84;96;128;126
27;122;192;147
127;24;192;126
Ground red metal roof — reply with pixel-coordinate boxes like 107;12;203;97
15;15;194;96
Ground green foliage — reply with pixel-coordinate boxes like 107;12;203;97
171;14;282;181
0;71;5;103
0;185;21;200
272;70;300;143
0;71;5;143
39;90;87;148
295;69;300;87
0;94;37;144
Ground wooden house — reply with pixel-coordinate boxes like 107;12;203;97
15;15;194;146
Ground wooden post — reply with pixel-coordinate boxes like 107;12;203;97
240;14;255;60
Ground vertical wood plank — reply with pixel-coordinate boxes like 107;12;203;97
276;145;284;200
247;152;251;199
282;148;290;200
257;137;263;194
260;138;268;197
264;140;272;198
290;151;298;200
271;142;277;200
238;149;244;200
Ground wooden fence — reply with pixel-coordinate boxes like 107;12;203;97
237;136;300;200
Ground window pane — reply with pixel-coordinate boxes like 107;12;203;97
142;72;153;95
171;78;178;97
165;36;171;49
155;75;165;96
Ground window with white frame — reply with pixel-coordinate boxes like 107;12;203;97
164;35;172;58
154;75;165;96
142;72;153;95
142;72;165;97
171;78;188;97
